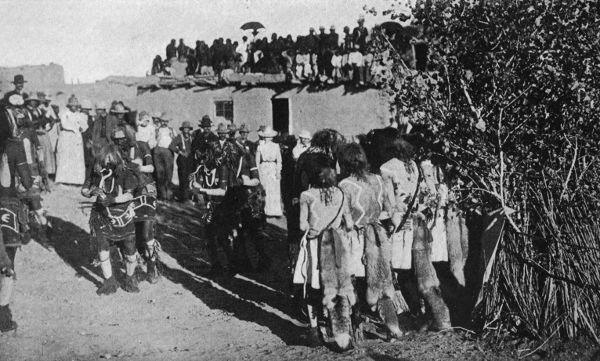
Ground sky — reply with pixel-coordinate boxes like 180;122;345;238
0;0;406;83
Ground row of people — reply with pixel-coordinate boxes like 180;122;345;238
153;17;380;86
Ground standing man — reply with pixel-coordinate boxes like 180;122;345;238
169;121;194;203
166;39;177;61
154;113;175;200
80;100;95;195
352;16;369;51
235;124;254;156
2;75;27;105
191;115;218;165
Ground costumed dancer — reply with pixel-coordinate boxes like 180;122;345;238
194;139;268;273
198;123;243;275
338;143;403;346
380;138;451;331
88;134;142;295
292;154;353;347
0;98;35;332
255;126;283;217
130;134;160;284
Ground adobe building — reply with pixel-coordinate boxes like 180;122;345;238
132;83;392;139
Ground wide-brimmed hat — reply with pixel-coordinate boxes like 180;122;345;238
180;121;193;130
67;95;79;108
12;75;26;84
37;91;50;103
227;123;237;133
96;101;108;110
151;111;163;119
110;102;128;114
80;99;93;110
238;124;250;133
161;112;172;121
8;94;24;106
216;123;229;134
258;126;277;138
24;92;41;103
298;129;311;139
200;115;212;127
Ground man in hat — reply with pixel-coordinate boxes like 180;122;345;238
2;75;27;105
191;115;218;164
169;121;194;202
235;124;254;156
80;99;96;194
293;130;311;161
208;123;242;190
154;113;175;200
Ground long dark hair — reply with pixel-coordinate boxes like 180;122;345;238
310;128;346;161
338;143;369;181
307;153;337;205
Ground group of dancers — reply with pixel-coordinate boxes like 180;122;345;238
1;89;467;354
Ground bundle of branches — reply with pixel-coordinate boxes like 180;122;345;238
370;0;600;343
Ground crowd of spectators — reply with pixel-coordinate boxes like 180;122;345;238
151;17;394;86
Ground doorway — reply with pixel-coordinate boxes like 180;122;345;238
271;98;290;135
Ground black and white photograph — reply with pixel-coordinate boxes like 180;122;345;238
0;0;599;360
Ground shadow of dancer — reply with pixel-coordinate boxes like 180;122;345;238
44;215;103;287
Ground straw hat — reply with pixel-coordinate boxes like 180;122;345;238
238;124;250;133
110;102;128;114
8;94;24;106
227;123;237;133
298;129;311;139
95;101;108;110
24;92;41;103
180;121;193;130
216;123;229;134
258;126;277;138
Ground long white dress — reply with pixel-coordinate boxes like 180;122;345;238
256;140;283;217
55;109;87;185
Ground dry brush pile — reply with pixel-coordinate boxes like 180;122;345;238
372;0;600;344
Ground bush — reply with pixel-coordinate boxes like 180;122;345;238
373;0;600;343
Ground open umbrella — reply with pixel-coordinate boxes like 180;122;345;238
380;21;403;35
240;21;265;37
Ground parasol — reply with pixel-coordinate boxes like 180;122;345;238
240;21;265;37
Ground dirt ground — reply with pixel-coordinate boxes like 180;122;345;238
1;185;598;361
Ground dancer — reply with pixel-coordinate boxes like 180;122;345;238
88;133;142;295
338;143;403;344
292;154;353;347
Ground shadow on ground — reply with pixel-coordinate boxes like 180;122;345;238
156;201;305;346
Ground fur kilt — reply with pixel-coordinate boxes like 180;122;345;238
89;202;136;241
0;197;29;247
132;184;158;222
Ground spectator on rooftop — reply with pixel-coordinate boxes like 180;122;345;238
166;39;177;61
151;55;163;75
352;16;369;51
177;38;187;59
343;26;354;50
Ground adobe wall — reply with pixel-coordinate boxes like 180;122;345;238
133;85;391;139
0;63;65;94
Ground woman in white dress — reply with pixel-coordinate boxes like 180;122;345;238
55;95;88;185
255;126;283;217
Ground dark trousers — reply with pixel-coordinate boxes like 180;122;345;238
176;155;193;201
153;147;173;200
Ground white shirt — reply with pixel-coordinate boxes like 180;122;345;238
156;126;174;148
331;54;342;68
292;142;310;160
136;123;157;149
60;109;87;133
349;51;364;66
